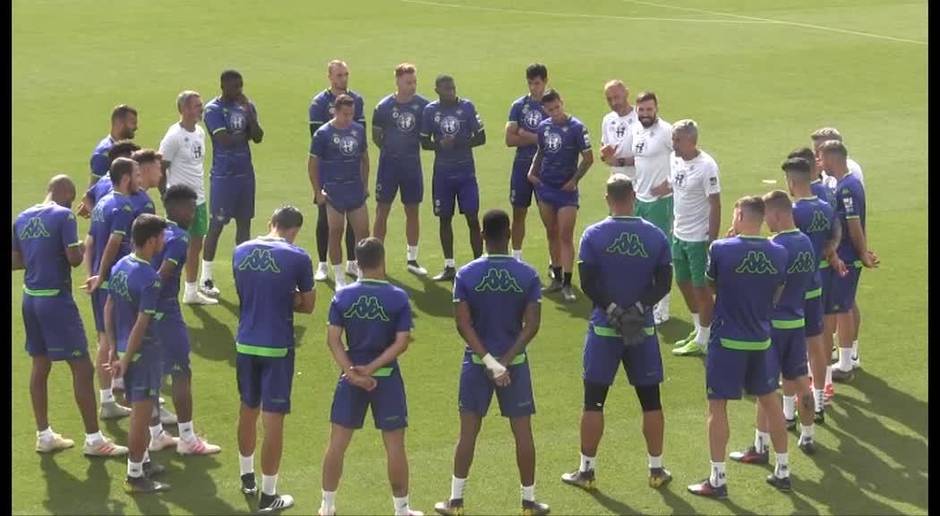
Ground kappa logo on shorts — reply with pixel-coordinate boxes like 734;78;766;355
109;271;131;301
734;251;778;275
606;232;649;257
343;295;391;321
237;249;281;273
18;217;50;240
474;268;523;293
807;210;831;232
787;251;816;274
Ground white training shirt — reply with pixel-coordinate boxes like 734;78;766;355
617;117;673;202
159;122;207;204
600;109;638;179
822;156;864;190
670;149;721;242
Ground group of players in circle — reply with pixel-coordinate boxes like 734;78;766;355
13;59;878;515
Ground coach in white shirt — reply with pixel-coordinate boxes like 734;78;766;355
810;127;864;187
599;80;638;179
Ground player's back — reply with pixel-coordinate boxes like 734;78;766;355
709;236;788;348
770;230;816;322
810;179;835;207
90;135;114;178
375;93;428;157
330;279;412;366
233;237;313;353
150;223;189;310
579;216;670;327
453;255;540;357
14;203;78;294
108;253;161;353
834;172;867;263
131;190;155;218
793;196;835;280
87;176;113;205
89;191;135;273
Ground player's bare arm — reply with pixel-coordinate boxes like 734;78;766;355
77;193;93;218
293;289;315;314
359;148;370;196
110;312;152;379
527;148;544;186
456;300;510;386
102;296;117;366
846;218;878;268
85;234;122;292
505;122;537;148
468;129;486;149
241;98;264;143
83;235;94;278
372;125;384;149
12;249;23;270
499;301;540;367
307;155;325;205
359;330;411;376
65;241;84;267
327;325;377;391
564;149;594;190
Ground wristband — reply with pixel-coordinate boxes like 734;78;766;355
481;353;507;376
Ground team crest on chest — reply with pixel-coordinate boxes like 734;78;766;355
338;135;359;155
440;115;460;135
544;131;562;152
394;110;417;132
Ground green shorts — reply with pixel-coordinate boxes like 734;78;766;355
673;238;709;287
189;202;208;237
635;197;674;236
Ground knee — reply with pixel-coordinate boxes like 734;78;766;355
635;384;662;412
584;380;610;412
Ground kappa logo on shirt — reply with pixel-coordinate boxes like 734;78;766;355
807;210;831;233
237;249;281;273
18;217;50;240
606;232;649;257
343;295;391;321
734;251;778;275
474;268;524;293
787;251;816;274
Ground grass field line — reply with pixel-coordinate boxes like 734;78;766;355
399;0;769;24
622;0;928;46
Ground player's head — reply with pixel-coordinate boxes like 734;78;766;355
540;89;565;122
435;75;457;103
177;90;203;121
328;60;349;90
781;157;813;196
269;205;304;243
810;127;843;151
163;184;197;230
817;139;848;173
787;147;820;178
604;80;629;113
395;63;417;96
333;94;355;123
671;119;698;158
481;209;511;251
109;157;139;194
131;149;164;190
636;91;659;128
107;139;141;165
110;104;138;139
732;195;765;234
131;213;167;255
761;190;794;232
355;237;386;277
220;70;243;99
605;173;636;215
46;174;76;208
526;63;548;98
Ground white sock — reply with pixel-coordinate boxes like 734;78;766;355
127;459;144;478
239;454;254;476
178;421;195;442
852;340;859;358
774;453;790;478
814;388;825;411
393;495;410;516
261;473;277;496
691;313;701;331
444;258;455;268
783;395;796;420
100;388;114;404
450;475;467;500
648;454;663;469
333;264;344;280
521;484;535;502
38;427;53;440
149;424;163;440
201;260;213;281
85;431;104;445
580;452;595;473
696;324;710;346
838;347;853;372
321;490;336;511
143;450;151;463
709;461;726;487
755;430;770;453
185;281;197;296
512;249;523;261
407;245;419;262
825;366;833;386
318;261;329;269
800;424;815;442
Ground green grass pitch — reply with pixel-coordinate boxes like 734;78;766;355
12;0;926;514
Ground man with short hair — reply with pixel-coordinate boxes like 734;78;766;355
434;210;548;516
687;197;792;498
526;89;593;302
372;63;430;276
599;80;638;179
309;94;371;289
233;206;315;512
201;69;264;298
662;119;722;357
505;63;549;261
310;60;365;281
104;214;170;494
420;75;486;281
320;237;421;516
615;92;674;324
561;174;673;491
78;140;141;218
13;174;127;457
159;90;217;306
147;184;222;456
88;105;138;187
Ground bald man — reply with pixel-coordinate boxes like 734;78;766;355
599;80;638;180
13;175;127;457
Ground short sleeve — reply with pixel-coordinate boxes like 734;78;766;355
600;119;610;146
354;96;366;126
508;101;522;124
705;242;718;281
11;222;20;252
658;231;673;267
328;296;345;327
469;103;484;132
663;123;674;151
62;212;80;249
452;271;468;302
140;276;161;314
578;124;592;151
372;102;385;130
395;295;414;332
296;252;314;293
840;185;862;219
110;204;134;236
578;228;597;264
204;104;227;136
163;235;188;267
158;128;179;163
536;124;545;151
704;160;721;195
420;106;433;137
525;272;542;305
90;152;110;177
310;128;327;158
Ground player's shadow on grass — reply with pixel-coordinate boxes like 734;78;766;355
155;450;242;515
656;318;694;346
585;488;642;515
846;372;928;441
40;454;128;515
188;304;237;367
390;273;454;319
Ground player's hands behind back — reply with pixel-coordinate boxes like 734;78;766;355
606;302;648;347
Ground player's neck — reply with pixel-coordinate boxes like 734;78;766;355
331;118;352;129
679;148;700;161
485;245;510;256
179;118;198;131
108;129;122;141
395;91;415;103
133;247;155;262
442;97;459;106
330;86;347;96
737;225;762;236
360;270;386;281
615;105;633;117
830;165;849;179
792;187;813;199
